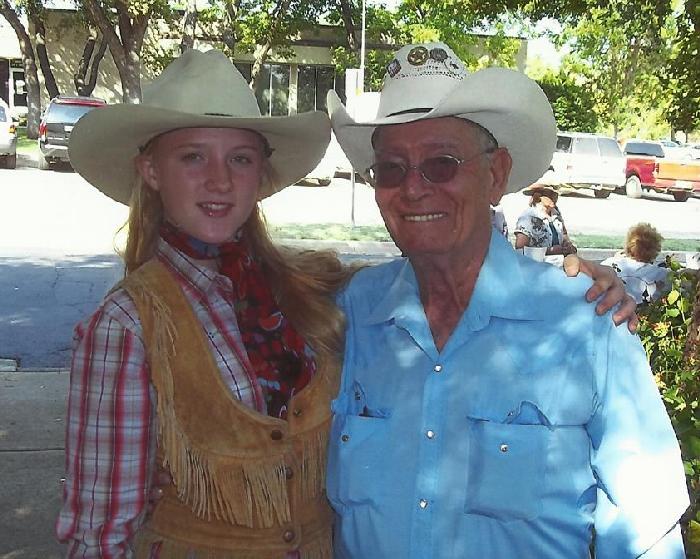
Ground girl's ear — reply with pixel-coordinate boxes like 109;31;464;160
135;153;160;192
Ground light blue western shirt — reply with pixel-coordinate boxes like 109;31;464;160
328;232;688;559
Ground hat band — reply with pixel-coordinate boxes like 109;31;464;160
386;107;432;117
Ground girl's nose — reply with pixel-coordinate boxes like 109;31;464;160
204;158;233;192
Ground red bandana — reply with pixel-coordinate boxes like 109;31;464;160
160;223;316;419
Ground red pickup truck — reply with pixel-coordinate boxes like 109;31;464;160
622;140;700;202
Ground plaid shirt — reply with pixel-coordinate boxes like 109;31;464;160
56;239;268;558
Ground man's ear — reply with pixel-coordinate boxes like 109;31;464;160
487;147;512;205
135;153;160;192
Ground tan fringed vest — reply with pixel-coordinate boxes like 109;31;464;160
122;259;337;559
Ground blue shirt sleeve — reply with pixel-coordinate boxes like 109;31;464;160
587;319;689;558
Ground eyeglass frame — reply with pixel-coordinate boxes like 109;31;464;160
366;148;497;189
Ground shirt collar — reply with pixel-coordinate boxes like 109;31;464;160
155;236;228;296
365;232;550;327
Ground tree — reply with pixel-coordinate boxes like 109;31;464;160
664;0;700;137
537;67;598;132
78;0;170;102
180;0;198;53
555;0;673;137
0;0;42;137
74;25;108;97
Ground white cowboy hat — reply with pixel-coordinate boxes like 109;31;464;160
327;42;556;193
69;48;330;204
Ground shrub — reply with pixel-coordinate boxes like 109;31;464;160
637;260;699;557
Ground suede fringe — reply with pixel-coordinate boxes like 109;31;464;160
126;271;328;529
135;528;333;559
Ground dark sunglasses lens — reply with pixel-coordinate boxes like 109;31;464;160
421;156;460;182
370;162;405;188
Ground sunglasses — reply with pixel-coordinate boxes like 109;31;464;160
367;150;495;189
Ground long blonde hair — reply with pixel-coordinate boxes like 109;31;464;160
119;158;354;361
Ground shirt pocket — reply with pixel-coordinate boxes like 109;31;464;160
327;411;389;508
464;417;549;521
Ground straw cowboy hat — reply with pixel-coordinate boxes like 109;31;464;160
327;42;556;193
69;48;330;205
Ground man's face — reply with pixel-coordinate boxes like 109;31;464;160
372;117;511;260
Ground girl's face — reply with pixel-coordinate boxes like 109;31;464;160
136;127;266;244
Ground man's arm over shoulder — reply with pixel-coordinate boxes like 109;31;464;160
587;318;689;558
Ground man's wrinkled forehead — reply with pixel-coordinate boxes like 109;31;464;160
371;117;498;150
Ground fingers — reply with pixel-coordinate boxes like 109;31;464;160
611;294;639;333
145;467;173;516
563;254;581;277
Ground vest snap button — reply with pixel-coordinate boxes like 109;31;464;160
284;466;294;479
282;529;296;543
270;429;283;441
293;408;303;417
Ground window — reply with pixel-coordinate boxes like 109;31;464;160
253;63;290;116
555;135;572;152
269;64;290;116
235;62;252;83
315;66;335;113
574;137;598;156
297;65;340;113
624;142;664;158
297;65;318;113
598;138;623;158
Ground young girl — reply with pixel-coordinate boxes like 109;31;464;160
57;49;635;558
56;49;350;558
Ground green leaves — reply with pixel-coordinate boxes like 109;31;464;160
638;265;700;556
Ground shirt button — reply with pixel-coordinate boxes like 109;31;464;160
500;443;509;453
426;430;435;439
284;466;294;480
419;499;429;509
433;364;442;373
282;529;296;543
341;434;350;442
270;429;284;441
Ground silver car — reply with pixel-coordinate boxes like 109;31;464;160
0;99;17;169
539;132;625;199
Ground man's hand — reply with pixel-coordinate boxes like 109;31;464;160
563;254;638;333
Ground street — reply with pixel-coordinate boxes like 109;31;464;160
1;157;699;368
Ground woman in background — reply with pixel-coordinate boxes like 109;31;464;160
601;222;669;304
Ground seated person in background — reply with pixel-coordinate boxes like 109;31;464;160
601;222;669;304
514;185;577;256
490;204;508;238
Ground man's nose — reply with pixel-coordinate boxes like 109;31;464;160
400;165;431;199
204;157;233;192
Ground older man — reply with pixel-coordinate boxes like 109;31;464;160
326;43;688;559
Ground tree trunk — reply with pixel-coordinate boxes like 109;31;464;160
0;0;42;138
29;11;60;99
80;0;151;103
74;29;108;97
180;0;198;53
249;0;292;87
221;0;241;52
337;0;358;51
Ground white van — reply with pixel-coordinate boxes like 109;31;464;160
540;132;626;198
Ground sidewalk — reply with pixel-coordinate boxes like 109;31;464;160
1;370;67;559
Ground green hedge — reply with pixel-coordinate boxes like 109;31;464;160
637;261;699;557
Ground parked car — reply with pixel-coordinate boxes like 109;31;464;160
686;143;700;160
621;139;699;201
652;159;700;201
539;132;626;198
38;95;106;170
657;139;692;160
0;98;17;169
622;139;665;198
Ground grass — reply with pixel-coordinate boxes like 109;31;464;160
16;126;38;155
270;223;700;252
